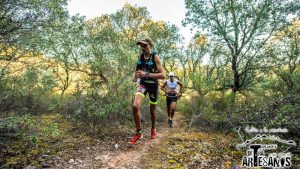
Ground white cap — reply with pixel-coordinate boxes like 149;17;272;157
168;72;175;77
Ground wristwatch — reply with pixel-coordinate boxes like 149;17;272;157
146;72;150;78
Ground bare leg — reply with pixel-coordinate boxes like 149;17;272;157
170;102;177;119
132;94;144;131
150;104;156;129
167;105;171;118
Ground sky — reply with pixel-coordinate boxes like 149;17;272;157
67;0;195;45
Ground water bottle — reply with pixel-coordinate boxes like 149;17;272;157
136;78;141;85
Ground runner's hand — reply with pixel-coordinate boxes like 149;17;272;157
178;92;182;98
135;70;146;78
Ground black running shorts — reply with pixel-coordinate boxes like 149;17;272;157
166;96;177;106
135;80;158;105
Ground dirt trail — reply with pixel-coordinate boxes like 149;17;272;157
51;111;300;169
104;114;186;169
52;113;186;169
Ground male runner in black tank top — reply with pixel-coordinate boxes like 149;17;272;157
129;38;165;145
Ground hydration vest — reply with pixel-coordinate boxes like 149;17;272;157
136;52;158;83
166;79;178;96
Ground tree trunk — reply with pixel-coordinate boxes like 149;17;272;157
231;55;239;93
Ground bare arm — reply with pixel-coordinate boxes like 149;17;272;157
134;54;141;81
161;81;167;93
177;81;183;97
177;81;183;93
150;54;165;79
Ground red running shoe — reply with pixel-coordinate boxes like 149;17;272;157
128;133;143;145
151;128;157;139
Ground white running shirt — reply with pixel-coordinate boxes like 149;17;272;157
166;79;178;96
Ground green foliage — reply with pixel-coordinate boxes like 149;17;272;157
1;1;300;168
0;67;57;113
184;0;300;93
0;0;69;68
0;113;92;168
69;79;135;126
178;0;300;139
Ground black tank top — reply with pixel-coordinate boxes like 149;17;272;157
136;52;158;83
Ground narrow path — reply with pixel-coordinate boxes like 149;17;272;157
52;113;186;169
52;112;251;169
104;113;187;169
